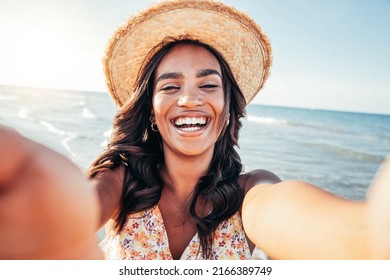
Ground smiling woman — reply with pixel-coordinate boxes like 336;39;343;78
152;43;227;157
90;37;251;260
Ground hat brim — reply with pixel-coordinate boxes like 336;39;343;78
104;0;272;107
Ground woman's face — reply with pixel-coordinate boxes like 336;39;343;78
152;44;226;157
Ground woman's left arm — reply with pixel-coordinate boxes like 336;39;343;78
242;181;368;259
242;158;390;259
366;157;390;259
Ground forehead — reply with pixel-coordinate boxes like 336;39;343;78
156;43;221;74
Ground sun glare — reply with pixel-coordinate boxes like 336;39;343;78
0;4;106;91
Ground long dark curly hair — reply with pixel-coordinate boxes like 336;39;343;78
88;38;247;258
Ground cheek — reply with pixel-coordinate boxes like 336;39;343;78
152;94;163;116
152;94;170;124
213;94;226;120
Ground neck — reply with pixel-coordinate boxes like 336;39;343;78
159;147;214;199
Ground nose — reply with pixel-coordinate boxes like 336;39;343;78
177;87;203;107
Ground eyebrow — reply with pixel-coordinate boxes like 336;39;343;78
196;69;221;78
156;72;184;83
155;68;221;83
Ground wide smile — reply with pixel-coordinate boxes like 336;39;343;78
172;116;209;132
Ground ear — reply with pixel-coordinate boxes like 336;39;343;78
149;110;155;122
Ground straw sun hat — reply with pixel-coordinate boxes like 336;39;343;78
104;0;272;107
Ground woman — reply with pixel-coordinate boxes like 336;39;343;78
0;0;389;260
87;0;277;260
90;39;280;260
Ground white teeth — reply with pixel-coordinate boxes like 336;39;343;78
181;127;201;131
174;117;207;126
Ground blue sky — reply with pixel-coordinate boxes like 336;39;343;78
0;0;389;114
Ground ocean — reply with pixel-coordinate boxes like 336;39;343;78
1;84;389;201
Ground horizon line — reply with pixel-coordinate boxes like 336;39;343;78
1;83;389;117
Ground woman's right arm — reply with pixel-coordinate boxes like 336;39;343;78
90;165;124;229
0;125;103;259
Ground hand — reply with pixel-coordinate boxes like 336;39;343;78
0;125;103;259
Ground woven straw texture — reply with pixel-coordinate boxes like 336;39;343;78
104;0;272;107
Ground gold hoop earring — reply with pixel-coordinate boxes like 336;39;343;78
149;116;158;132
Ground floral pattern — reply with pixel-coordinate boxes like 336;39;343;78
100;206;251;260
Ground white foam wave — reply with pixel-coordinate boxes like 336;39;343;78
39;121;67;136
101;129;113;147
247;115;288;125
18;109;29;119
103;129;113;138
39;120;77;158
18;109;34;121
62;135;77;158
82;107;96;119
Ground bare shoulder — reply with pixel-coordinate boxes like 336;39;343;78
238;169;281;195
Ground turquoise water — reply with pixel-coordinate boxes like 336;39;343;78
1;85;389;201
240;105;390;200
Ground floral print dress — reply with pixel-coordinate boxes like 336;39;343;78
100;206;252;260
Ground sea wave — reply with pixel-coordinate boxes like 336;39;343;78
39;121;67;136
101;129;113;147
18;109;35;121
39;120;77;158
246;114;350;135
60;93;85;100
307;142;385;163
246;115;289;125
82;107;97;119
61;135;77;158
